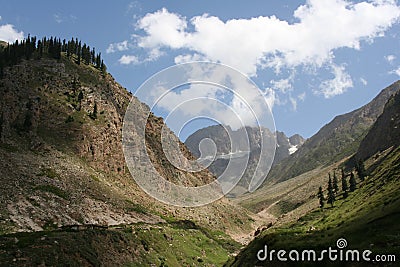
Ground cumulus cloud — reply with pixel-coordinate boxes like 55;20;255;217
0;24;24;43
135;1;400;77
118;54;139;64
106;40;129;53
319;64;353;98
135;63;274;130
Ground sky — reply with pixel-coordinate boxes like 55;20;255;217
1;0;400;140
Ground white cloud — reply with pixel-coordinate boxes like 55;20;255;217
0;16;2;21
289;95;297;111
135;1;400;77
298;92;306;101
118;54;139;65
174;53;206;64
135;64;274;130
146;47;164;61
391;66;400;76
270;78;292;93
116;47;163;64
360;77;368;85
0;24;24;43
106;40;129;53
52;13;77;24
319;64;353;98
69;15;78;23
263;88;276;110
54;14;62;23
137;8;188;50
385;54;396;63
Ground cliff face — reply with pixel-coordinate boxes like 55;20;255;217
355;91;400;161
185;125;305;194
0;56;252;235
266;81;400;182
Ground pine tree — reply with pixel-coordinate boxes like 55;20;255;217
37;40;43;59
90;103;98;120
341;168;348;199
333;171;339;194
77;91;84;111
349;172;356;192
77;41;81;65
25;34;32;60
55;40;61;60
317;186;325;209
91;47;95;64
356;160;366;182
101;60;106;74
62;39;67;52
96;53;101;69
327;175;335;207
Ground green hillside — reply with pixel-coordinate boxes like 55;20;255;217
266;81;400;183
0;220;240;266
228;146;400;266
0;37;254;266
228;95;400;267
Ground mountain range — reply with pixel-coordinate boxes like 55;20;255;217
0;37;399;266
0;39;255;266
229;83;400;266
185;126;305;196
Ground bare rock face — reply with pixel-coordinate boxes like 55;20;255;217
289;134;305;147
0;57;252;235
185;125;305;185
355;91;400;161
184;125;305;196
267;80;400;183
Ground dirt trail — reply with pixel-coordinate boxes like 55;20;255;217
230;209;276;245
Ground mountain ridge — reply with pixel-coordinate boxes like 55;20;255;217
228;81;400;266
0;39;255;240
185;125;305;196
265;80;400;183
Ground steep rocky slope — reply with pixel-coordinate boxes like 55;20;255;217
266;81;400;183
185;125;304;196
185;125;304;167
354;91;400;161
0;48;254;244
235;81;400;215
228;85;400;267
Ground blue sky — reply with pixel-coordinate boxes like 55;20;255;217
1;0;400;140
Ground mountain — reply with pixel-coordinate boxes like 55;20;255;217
353;91;400;162
228;85;400;267
185;125;305;195
0;37;256;266
236;82;400;214
185;126;304;165
266;81;400;183
275;131;305;162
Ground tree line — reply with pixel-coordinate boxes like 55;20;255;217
317;160;366;208
0;35;106;77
